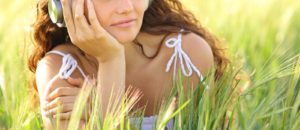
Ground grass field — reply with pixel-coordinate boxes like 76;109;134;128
0;0;299;129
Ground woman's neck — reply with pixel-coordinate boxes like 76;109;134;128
125;32;167;58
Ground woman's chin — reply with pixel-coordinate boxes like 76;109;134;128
106;27;140;44
113;34;138;44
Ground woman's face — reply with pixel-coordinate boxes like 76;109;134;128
91;0;148;44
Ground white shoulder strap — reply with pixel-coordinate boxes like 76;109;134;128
46;50;88;79
165;29;206;83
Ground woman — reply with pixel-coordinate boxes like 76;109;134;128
28;0;228;129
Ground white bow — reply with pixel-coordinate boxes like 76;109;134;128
46;50;87;80
58;54;78;79
165;30;204;83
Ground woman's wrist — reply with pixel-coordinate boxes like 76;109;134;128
95;48;125;63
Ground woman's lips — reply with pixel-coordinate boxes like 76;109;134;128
111;19;136;28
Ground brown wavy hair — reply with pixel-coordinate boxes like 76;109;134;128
28;0;229;107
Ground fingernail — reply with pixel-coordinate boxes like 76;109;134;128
42;96;48;102
44;111;49;117
43;105;48;110
42;110;47;116
45;96;51;101
45;111;53;118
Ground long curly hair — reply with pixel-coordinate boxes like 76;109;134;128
28;0;229;107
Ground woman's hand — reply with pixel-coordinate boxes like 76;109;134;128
61;0;124;62
43;77;90;120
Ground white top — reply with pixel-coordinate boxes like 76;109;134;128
44;29;205;130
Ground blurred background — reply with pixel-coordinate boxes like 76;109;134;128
0;0;299;129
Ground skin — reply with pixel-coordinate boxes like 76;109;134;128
36;0;214;129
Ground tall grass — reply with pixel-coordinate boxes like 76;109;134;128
0;0;299;129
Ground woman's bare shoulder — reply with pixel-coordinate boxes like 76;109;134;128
160;31;214;76
35;42;83;97
39;43;82;68
51;42;82;56
182;32;214;75
37;43;75;72
35;42;83;129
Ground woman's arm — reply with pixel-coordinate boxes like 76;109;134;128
36;54;86;129
52;0;126;124
39;52;126;129
95;51;126;117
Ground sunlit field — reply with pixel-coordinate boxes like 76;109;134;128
0;0;299;129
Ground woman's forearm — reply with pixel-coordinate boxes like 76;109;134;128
96;50;126;117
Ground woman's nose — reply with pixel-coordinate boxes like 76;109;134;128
116;0;134;14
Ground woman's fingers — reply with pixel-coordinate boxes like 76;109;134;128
71;0;77;28
44;75;61;100
53;111;72;120
45;103;74;116
61;0;75;33
67;77;84;87
43;96;75;111
87;0;104;32
63;0;123;60
47;87;80;101
73;0;90;32
67;77;96;87
43;94;92;120
45;102;90;120
52;111;89;120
